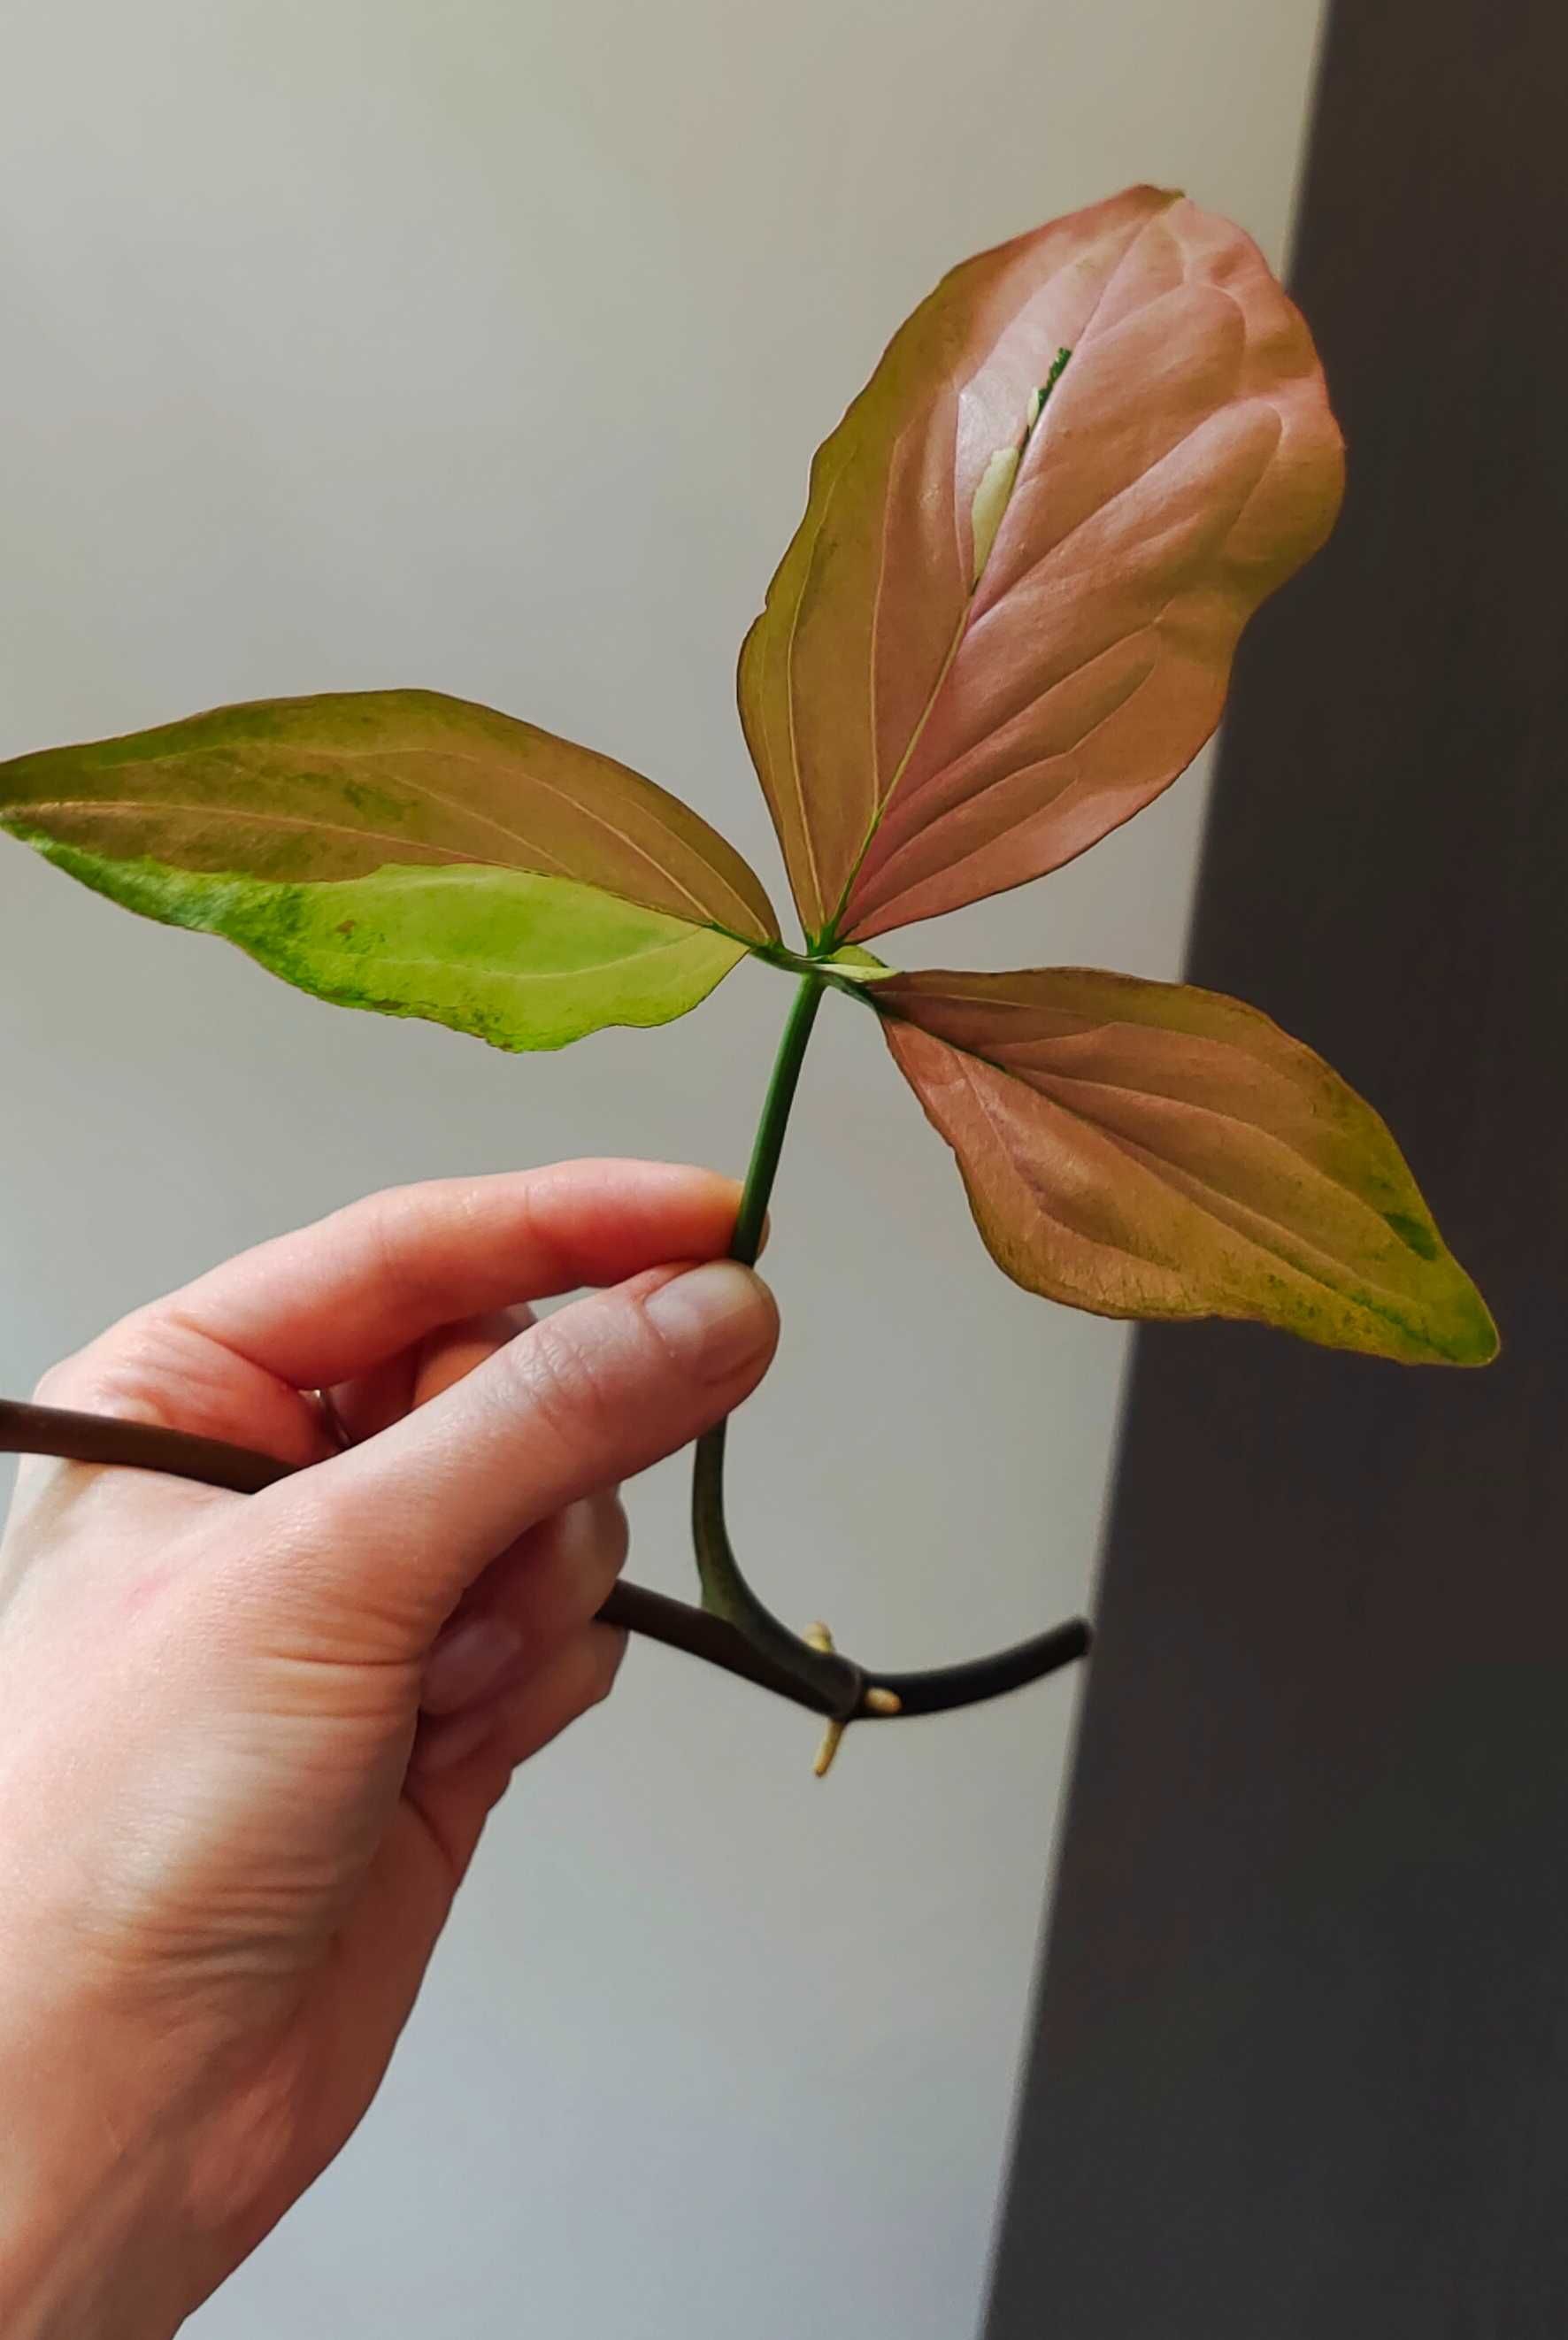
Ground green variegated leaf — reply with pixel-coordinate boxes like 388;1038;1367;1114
0;688;780;1047
26;842;748;1051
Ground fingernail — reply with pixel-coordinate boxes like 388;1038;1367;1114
641;1261;776;1382
419;1699;501;1774
421;1616;525;1716
556;1490;627;1575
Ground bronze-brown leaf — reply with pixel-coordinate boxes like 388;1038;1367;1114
740;187;1344;945
877;966;1496;1364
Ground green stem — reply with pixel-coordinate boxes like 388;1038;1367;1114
691;972;868;1720
729;970;824;1266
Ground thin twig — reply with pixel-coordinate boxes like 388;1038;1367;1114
0;1397;1091;1724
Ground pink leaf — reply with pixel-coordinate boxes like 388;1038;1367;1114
741;188;1344;944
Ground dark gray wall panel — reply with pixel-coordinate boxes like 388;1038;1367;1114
986;3;1568;2332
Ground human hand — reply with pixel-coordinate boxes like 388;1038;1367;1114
0;1160;777;2338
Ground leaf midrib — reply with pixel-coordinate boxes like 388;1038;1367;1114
817;208;1172;943
7;746;764;944
264;925;733;988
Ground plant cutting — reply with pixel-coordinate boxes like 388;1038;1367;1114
0;185;1497;1773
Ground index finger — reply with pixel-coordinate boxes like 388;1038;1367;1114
142;1160;744;1389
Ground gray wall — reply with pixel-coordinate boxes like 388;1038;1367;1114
988;2;1568;2327
0;5;1321;2332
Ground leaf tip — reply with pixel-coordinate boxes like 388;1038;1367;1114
1379;1257;1500;1368
1438;1282;1502;1368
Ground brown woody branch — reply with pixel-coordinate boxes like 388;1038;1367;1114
0;1397;1091;1726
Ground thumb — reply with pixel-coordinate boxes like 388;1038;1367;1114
234;1259;777;1659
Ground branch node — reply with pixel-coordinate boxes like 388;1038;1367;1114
805;1620;849;1775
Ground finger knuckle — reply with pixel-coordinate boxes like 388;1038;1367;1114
504;1315;625;1450
234;1486;424;1657
30;1350;85;1405
30;1311;191;1423
356;1185;443;1313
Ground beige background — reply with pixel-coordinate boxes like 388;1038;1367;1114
0;3;1324;2331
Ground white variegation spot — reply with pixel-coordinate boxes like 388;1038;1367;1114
970;446;1021;582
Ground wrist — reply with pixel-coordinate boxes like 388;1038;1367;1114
0;2018;200;2340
